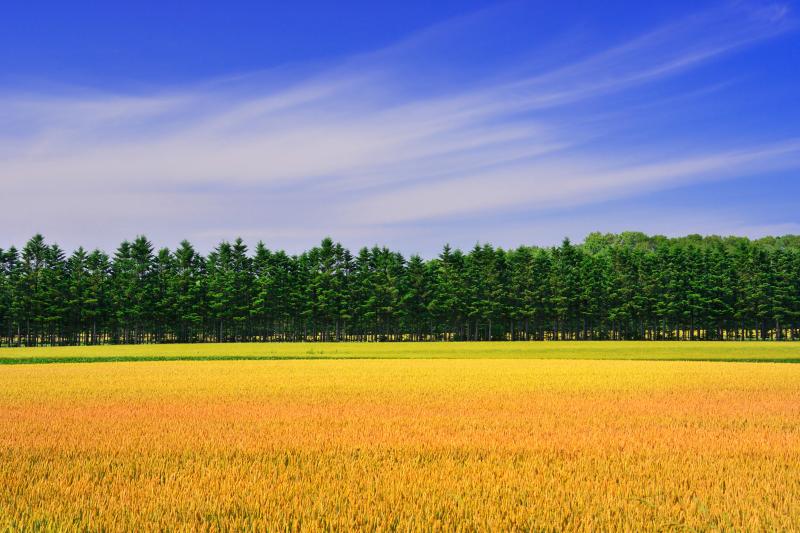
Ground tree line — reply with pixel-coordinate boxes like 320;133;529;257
1;232;799;346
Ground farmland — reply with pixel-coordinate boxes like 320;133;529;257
1;344;799;530
1;340;800;364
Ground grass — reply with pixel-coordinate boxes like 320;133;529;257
0;340;799;364
1;358;799;530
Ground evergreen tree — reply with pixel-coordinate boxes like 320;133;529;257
1;232;799;345
170;240;206;342
85;250;112;344
399;254;430;340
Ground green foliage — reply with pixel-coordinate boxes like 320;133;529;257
1;232;799;345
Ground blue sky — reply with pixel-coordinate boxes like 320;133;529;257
2;1;799;256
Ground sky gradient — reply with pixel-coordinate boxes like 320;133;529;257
2;1;799;256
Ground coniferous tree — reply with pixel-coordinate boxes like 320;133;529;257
1;232;799;345
170;240;205;342
399;254;430;340
85;249;112;344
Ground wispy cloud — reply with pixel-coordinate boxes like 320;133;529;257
0;2;797;253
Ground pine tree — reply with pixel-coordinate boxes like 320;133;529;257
427;245;466;340
170;240;206;342
0;248;18;345
85;250;112;344
1;232;799;345
399;254;430;340
66;248;91;344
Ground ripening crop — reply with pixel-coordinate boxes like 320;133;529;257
1;356;799;530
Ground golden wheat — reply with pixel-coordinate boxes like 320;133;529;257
1;358;799;530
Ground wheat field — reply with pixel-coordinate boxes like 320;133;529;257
1;350;799;530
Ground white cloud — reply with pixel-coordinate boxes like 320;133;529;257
0;2;796;253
